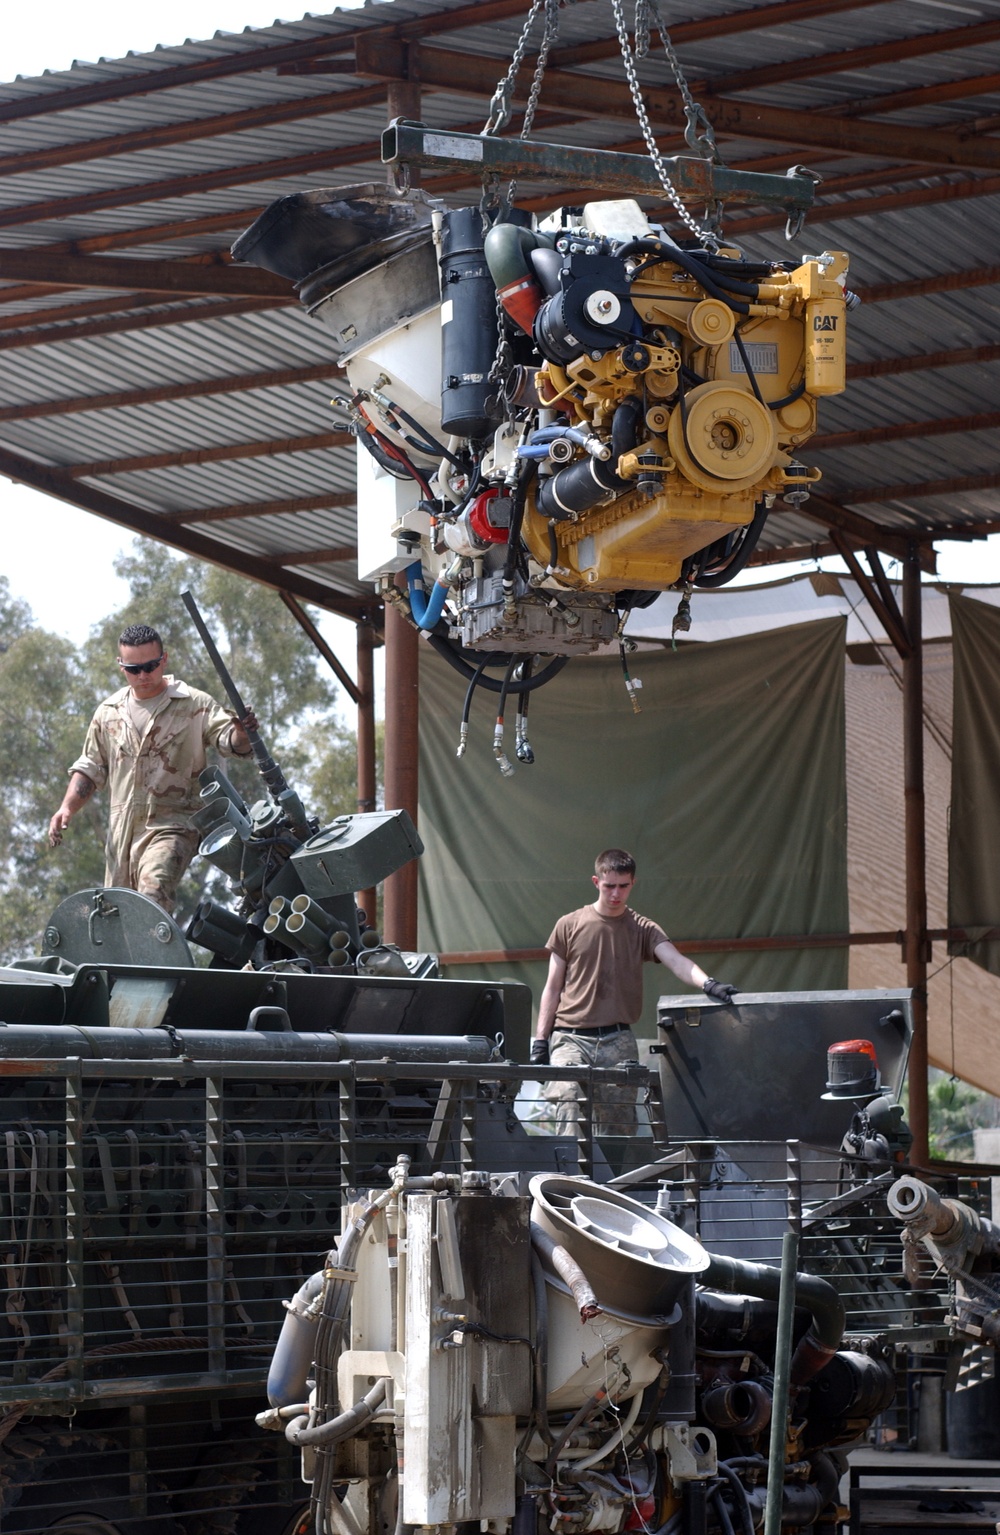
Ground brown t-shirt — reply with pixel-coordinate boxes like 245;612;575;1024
546;905;669;1029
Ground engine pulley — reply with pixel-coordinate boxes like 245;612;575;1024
667;382;777;492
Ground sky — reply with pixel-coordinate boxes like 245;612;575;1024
2;0;370;699
3;0;1000;671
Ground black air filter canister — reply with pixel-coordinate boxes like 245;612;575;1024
439;207;500;439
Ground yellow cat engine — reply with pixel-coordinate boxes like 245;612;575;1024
503;216;849;593
235;188;853;719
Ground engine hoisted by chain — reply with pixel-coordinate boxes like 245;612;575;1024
232;1;853;769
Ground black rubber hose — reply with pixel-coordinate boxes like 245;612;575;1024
384;399;461;465
613;393;644;462
462;653;497;727
702;1253;846;1385
694;500;770;589
717;1463;756;1535
536;393;643;520
617;237;753;312
710;1486;737;1535
427;634;568;694
496;655;519;725
502;460;536;590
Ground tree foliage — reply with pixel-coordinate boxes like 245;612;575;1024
0;547;370;959
926;1069;1000;1162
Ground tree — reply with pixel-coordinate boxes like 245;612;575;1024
0;546;367;959
926;1069;1000;1162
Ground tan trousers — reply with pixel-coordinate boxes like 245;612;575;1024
105;826;200;915
543;1025;639;1137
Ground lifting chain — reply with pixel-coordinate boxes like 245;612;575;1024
634;0;721;164
483;0;724;245
482;0;561;209
610;0;719;244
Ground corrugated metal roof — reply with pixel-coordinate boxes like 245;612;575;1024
1;0;998;614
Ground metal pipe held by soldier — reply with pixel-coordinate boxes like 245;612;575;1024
180;588;315;839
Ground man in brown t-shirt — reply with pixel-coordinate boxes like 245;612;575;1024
531;848;737;1135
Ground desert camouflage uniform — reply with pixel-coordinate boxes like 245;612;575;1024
544;1026;640;1138
68;677;249;914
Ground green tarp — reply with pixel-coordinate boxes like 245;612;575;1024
949;593;1000;975
417;616;848;1040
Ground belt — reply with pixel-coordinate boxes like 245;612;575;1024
553;1023;630;1038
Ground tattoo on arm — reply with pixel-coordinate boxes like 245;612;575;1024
73;774;95;800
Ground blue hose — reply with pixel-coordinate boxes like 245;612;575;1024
406;561;450;632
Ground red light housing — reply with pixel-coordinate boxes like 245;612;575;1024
823;1038;880;1099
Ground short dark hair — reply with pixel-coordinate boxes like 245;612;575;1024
119;624;162;650
595;848;636;877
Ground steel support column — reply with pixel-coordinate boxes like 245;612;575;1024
357;621;378;927
903;544;929;1164
381;71;422;950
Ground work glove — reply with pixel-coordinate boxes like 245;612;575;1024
530;1037;550;1065
703;978;738;1003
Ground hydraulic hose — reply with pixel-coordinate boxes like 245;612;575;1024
427;634;569;694
702;1253;845;1386
692;500;770;589
267;1268;325;1408
406;561;453;633
617;237;752;314
536;395;641;521
623;233;760;299
285;1377;388;1447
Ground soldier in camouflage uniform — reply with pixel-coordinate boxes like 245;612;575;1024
49;623;256;915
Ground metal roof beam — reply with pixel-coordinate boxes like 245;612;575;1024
848;472;1000;506
0;83;388;181
0;0;886;128
261;546;358;566
278;590;360;705
0;443;366;619
66;428;352;478
836;70;1000;122
356;40;1000;172
0;295;285;352
0;290;169;333
694;17;1000;99
0;103;546;234
0;138;385;233
747;538;838;566
918;518;1000;542
793;491;937;571
0;250;292;298
560;0;888;68
166;492;356;525
731;172;1000;237
848;342;1000;381
0;362;342;423
860;265;1000;305
50;207;271;258
0;0;531;125
811;410;1000;452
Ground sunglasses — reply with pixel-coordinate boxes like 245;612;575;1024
118;656;165;675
